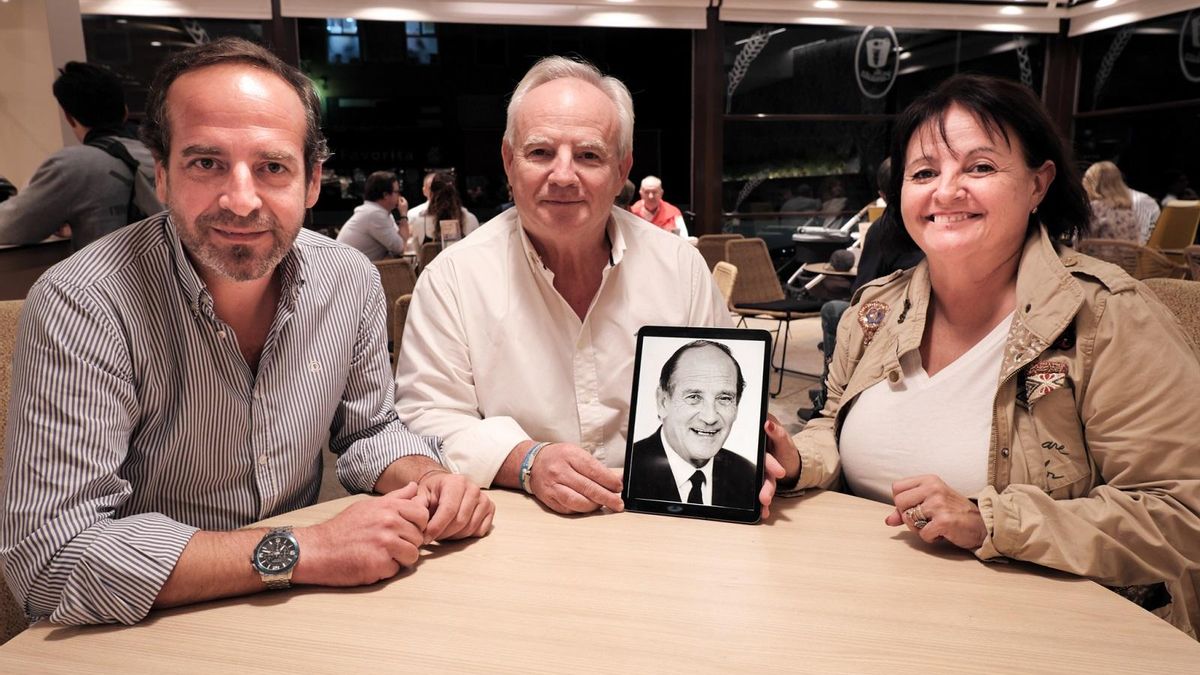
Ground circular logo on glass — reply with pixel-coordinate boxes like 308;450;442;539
1180;11;1200;83
855;26;900;99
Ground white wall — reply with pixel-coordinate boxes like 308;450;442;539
0;0;86;188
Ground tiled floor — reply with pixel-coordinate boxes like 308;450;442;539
317;315;826;503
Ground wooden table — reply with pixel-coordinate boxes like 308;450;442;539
2;490;1197;673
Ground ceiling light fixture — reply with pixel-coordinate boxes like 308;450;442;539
1095;0;1118;7
814;1;839;9
1000;6;1023;15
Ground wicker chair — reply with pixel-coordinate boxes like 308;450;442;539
1;300;29;645
1142;278;1200;346
1184;245;1200;281
696;234;743;271
392;294;413;368
1075;239;1188;280
724;238;823;396
419;241;443;269
373;258;417;355
711;261;738;311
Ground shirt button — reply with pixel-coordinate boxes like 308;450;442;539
217;330;227;339
258;454;269;465
887;371;901;383
1000;447;1010;458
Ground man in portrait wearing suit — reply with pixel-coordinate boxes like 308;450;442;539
629;340;756;509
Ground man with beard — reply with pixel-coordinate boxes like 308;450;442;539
628;341;756;509
0;38;493;627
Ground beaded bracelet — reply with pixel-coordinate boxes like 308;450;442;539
519;442;551;494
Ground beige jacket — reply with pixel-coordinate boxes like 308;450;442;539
792;226;1200;638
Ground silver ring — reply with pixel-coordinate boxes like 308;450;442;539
906;505;929;530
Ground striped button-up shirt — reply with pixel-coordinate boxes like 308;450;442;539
0;214;442;626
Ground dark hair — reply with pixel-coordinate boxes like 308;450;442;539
658;340;746;404
875;157;892;196
428;171;463;224
52;62;126;129
364;171;399;202
140;37;330;179
874;73;1090;256
615;179;636;209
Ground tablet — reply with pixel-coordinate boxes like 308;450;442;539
622;326;771;524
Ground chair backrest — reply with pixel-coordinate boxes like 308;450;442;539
372;258;417;347
1142;278;1200;346
419;241;442;269
392;294;412;368
724;238;785;305
1076;239;1188;280
0;300;29;644
696;234;743;271
711;262;738;309
1146;200;1200;252
1185;245;1200;281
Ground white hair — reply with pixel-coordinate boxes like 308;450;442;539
504;55;635;161
640;175;662;190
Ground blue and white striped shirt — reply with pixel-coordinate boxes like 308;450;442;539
0;214;442;625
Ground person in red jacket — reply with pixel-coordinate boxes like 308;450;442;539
631;175;685;235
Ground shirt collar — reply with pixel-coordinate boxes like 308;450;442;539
659;427;715;495
515;208;624;271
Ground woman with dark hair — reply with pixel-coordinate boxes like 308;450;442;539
767;74;1200;638
410;171;481;248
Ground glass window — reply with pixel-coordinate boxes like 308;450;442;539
724;23;1044;116
1077;10;1200;113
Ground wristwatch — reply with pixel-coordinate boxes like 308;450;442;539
251;526;300;590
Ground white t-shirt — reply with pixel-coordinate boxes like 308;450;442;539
838;312;1014;504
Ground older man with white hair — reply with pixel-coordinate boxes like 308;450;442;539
631;175;686;236
395;56;784;516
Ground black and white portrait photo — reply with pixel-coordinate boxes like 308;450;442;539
626;334;766;512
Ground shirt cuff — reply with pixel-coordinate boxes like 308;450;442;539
337;422;446;494
973;486;1006;562
442;416;530;488
48;514;198;626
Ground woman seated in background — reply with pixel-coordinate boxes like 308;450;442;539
767;74;1200;638
410;171;481;249
1083;160;1160;243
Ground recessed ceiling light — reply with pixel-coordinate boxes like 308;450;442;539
815;0;839;8
150;41;163;47
1000;6;1023;15
1095;0;1118;7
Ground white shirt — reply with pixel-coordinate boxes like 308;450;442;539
395;207;732;486
1130;190;1161;243
335;200;405;261
662;432;714;504
838;312;1013;504
411;207;481;247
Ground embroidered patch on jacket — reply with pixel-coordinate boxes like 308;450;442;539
1023;360;1070;406
858;301;889;347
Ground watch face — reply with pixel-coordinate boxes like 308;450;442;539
255;533;299;573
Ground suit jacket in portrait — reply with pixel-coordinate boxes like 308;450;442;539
627;428;756;509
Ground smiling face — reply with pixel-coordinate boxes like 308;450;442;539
501;77;631;248
156;63;320;283
657;345;740;467
900;104;1054;272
